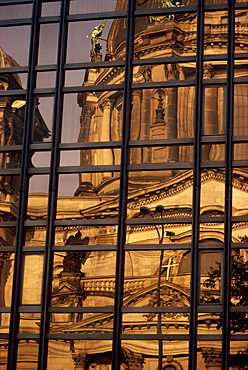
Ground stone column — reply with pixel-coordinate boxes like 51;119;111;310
202;63;217;161
130;90;142;164
99;99;113;178
165;63;179;163
72;354;87;369
202;348;222;370
140;89;151;163
78;104;95;189
139;66;152;165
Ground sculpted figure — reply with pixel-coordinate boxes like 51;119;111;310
63;231;89;273
87;20;106;54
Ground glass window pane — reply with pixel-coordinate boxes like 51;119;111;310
0;26;31;66
67;19;126;63
204;11;228;55
38;23;59;65
134;13;197;59
69;0;123;14
21;254;44;305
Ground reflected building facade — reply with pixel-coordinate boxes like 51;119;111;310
0;0;247;369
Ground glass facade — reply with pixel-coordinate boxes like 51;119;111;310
0;0;247;369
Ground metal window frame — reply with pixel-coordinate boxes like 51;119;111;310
0;0;247;369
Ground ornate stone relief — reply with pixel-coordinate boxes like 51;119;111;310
143;286;189;320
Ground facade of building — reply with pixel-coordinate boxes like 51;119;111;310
0;0;247;369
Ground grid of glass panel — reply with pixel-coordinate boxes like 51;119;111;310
0;0;247;369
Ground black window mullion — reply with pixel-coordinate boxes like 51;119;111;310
112;0;135;368
188;0;204;368
7;1;42;369
37;1;69;369
222;1;235;369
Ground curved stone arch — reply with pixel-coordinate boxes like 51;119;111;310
123;281;190;308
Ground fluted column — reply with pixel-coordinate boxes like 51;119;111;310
130;90;142;164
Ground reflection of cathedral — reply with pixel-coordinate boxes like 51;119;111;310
0;0;248;369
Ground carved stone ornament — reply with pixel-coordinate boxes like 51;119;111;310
139;65;152;82
72;354;87;369
203;63;216;79
163;356;183;370
202;348;222;367
164;63;179;81
144;286;187;320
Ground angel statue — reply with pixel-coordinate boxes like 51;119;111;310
87;19;106;55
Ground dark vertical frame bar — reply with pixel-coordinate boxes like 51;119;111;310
7;1;41;369
37;1;69;369
112;0;135;368
222;0;234;368
188;0;204;369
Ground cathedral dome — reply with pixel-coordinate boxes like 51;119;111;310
0;46;22;87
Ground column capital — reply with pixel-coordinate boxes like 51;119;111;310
132;89;143;98
124;352;144;369
202;348;222;368
72;354;87;369
101;98;114;110
82;104;95;119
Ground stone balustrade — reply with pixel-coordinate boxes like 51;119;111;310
83;278;146;294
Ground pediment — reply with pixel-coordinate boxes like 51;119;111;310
53;281;79;296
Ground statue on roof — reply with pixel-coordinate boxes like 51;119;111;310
87;19;106;56
63;231;90;273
